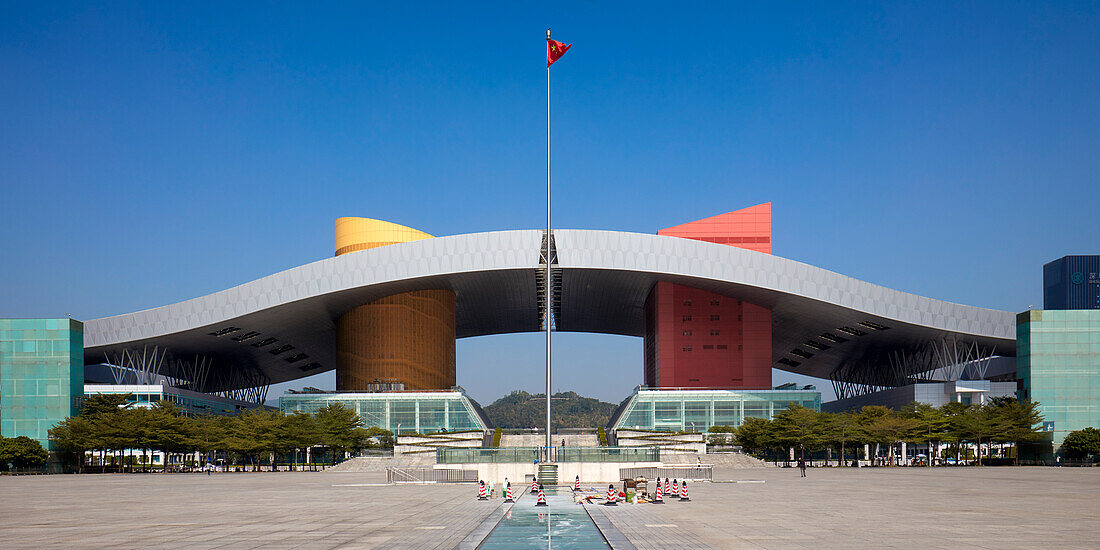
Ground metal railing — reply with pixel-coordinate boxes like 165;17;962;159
436;446;661;464
620;465;714;481
386;467;478;483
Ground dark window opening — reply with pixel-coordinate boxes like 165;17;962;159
284;353;309;363
803;341;831;351
682;330;693;336
858;321;891;331
777;358;801;368
819;333;848;344
682;346;693;352
703;345;714;349
717;344;728;350
269;344;295;355
710;300;720;306
709;315;720;321
710;330;720;336
208;327;241;337
252;337;278;348
298;362;323;372
682;315;692;322
233;331;261;342
682;300;692;306
790;348;815;359
836;326;868;337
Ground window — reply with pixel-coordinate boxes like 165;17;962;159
710;330;720;336
682;300;692;306
682;330;692;336
703;345;714;349
682;315;692;322
737;315;743;321
717;345;728;350
737;345;742;350
682;346;693;352
710;315;720;321
710;300;720;306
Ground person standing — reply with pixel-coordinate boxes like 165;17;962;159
798;456;807;477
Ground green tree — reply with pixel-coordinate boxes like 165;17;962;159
734;417;773;458
900;402;949;467
857;406;893;464
189;415;228;470
951;403;999;466
49;415;95;472
147;401;192;472
226;409;280;471
1061;427;1100;459
282;411;321;470
772;404;826;464
0;436;49;470
823;412;863;466
315;403;363;466
988;398;1046;465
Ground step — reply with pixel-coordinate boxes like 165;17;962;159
537;463;558;486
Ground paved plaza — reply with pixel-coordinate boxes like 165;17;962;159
0;467;1097;549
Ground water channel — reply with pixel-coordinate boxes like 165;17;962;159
477;486;611;549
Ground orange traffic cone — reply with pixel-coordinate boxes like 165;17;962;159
574;475;580;491
505;481;514;502
478;480;488;500
653;477;664;504
604;484;618;506
531;477;539;493
535;483;548;506
664;477;670;495
671;478;679;498
680;480;690;501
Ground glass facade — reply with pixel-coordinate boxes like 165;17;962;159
84;385;262;417
0;319;84;449
279;390;488;433
610;388;821;433
1017;310;1100;454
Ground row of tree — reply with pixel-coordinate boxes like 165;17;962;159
49;394;393;472
720;398;1047;466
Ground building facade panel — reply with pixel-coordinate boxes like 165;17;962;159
0;319;83;449
1018;309;1100;455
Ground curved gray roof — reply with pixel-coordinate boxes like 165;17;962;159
84;229;1016;389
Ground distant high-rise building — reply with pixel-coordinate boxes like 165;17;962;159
1044;255;1100;310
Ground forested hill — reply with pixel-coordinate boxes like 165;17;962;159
483;391;617;429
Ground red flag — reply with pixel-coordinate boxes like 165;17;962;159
547;37;571;67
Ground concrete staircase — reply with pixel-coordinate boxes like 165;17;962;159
324;454;435;473
537;463;558;485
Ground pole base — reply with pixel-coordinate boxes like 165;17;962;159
535;502;548;507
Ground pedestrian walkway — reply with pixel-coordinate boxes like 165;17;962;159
585;503;717;549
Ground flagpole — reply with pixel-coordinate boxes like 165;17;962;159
545;30;553;454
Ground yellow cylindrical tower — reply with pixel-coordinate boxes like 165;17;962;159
334;218;456;391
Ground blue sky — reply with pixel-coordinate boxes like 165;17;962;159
2;2;1098;405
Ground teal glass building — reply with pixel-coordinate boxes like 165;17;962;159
0;319;84;449
279;389;490;434
1017;310;1100;455
609;387;821;433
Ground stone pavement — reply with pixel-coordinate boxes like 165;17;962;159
1;467;1098;549
0;471;499;549
630;466;1100;549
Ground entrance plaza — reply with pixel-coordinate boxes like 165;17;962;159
0;467;1096;549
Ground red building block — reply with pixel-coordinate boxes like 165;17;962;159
644;204;773;389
